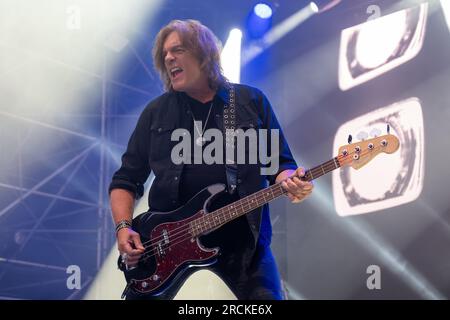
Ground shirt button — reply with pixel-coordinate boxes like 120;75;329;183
158;128;162;132
174;176;178;180
237;179;242;184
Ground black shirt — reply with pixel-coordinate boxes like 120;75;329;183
178;94;228;205
179;93;252;255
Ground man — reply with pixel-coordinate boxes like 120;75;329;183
109;19;313;300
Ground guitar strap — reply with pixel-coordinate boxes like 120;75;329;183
223;85;237;195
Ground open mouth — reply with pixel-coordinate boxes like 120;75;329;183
170;67;183;80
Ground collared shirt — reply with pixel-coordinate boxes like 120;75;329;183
109;83;298;249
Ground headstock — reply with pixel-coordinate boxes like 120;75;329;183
337;134;400;170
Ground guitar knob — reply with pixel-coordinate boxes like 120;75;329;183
355;146;361;153
368;143;374;150
381;139;387;147
141;281;148;288
152;275;160;281
342;149;348;156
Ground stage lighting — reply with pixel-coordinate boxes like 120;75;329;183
247;2;273;39
309;2;319;14
254;3;272;19
332;98;424;216
338;3;428;91
221;28;242;83
441;0;450;34
104;33;129;52
242;2;317;64
310;0;341;13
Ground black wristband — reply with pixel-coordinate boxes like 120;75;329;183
115;220;132;234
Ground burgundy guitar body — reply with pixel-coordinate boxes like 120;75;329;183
118;184;227;298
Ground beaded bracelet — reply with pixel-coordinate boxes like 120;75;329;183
115;220;132;234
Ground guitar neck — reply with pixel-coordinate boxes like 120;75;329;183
191;157;341;236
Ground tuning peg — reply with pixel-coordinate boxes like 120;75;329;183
387;123;390;134
370;128;381;137
348;134;352;144
357;131;368;141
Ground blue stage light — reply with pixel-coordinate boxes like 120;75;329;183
254;3;272;19
247;3;273;39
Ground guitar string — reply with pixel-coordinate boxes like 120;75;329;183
138;183;287;264
137;145;371;257
137;156;338;251
137;144;381;254
136;145;352;249
137;158;330;250
137;156;339;249
134;145;385;265
136;155;371;265
138;183;285;252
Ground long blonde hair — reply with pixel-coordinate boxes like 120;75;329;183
152;19;228;91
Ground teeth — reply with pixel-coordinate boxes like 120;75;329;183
170;67;182;73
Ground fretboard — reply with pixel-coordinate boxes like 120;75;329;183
190;157;341;236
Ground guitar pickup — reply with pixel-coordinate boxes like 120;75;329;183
157;229;170;257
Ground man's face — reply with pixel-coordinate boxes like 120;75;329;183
163;31;206;93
